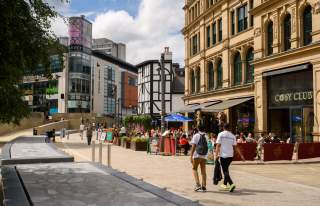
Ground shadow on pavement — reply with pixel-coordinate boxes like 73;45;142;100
206;188;282;196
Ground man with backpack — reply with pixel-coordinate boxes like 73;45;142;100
215;123;245;192
190;124;208;192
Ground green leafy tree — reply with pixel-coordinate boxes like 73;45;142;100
0;0;65;124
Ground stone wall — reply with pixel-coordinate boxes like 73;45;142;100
0;113;45;136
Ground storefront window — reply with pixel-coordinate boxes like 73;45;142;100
231;100;255;135
267;68;313;142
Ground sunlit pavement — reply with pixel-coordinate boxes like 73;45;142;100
54;133;320;206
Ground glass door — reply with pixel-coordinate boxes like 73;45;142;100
290;108;302;143
303;107;314;143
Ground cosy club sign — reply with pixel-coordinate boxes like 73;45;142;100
267;68;313;108
273;91;313;103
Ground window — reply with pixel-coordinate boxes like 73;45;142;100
267;21;273;55
246;48;254;83
249;0;254;27
191;71;195;93
283;14;291;51
217;59;223;88
107;83;115;97
196;69;200;93
128;77;137;86
234;52;242;85
303;5;312;46
231;11;235;35
208;62;214;90
192;34;198;55
212;22;217;45
237;4;248;32
206;25;211;48
107;67;115;81
218;18;222;42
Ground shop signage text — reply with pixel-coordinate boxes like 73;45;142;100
274;91;313;103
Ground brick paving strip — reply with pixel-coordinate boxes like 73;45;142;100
0;135;200;206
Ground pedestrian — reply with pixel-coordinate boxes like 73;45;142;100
86;121;93;146
190;124;208;192
215;123;245;192
52;129;56;142
80;122;85;140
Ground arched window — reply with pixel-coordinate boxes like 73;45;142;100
190;71;195;94
208;62;214;90
267;21;273;55
234;52;242;85
303;5;312;46
283;14;291;51
217;59;223;88
246;48;254;83
196;68;200;93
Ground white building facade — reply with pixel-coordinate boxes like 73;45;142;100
137;48;185;118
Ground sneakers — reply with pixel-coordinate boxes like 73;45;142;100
229;184;236;192
194;185;207;192
194;184;202;192
219;184;229;190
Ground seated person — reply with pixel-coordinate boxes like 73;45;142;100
179;134;190;155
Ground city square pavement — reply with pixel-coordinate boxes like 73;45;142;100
55;132;320;206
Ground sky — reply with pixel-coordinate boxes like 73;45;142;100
49;0;185;66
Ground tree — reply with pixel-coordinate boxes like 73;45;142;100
0;0;65;124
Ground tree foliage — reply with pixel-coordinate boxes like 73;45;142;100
0;0;65;124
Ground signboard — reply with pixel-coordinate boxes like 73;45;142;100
106;132;113;141
100;132;106;141
268;69;313;108
68;17;92;50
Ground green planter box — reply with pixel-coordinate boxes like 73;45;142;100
131;141;147;151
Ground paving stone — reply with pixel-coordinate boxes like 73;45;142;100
16;162;198;206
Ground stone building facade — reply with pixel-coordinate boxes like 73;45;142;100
183;0;320;142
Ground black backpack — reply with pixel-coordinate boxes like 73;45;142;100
196;133;208;155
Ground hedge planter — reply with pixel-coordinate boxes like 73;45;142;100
131;141;147;151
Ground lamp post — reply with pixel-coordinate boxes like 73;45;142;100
160;52;165;133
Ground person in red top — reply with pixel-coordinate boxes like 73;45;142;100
179;134;190;155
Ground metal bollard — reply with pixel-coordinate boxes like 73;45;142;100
92;141;95;162
107;143;111;167
99;142;103;164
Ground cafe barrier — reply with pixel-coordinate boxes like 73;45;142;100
263;143;294;161
297;143;320;159
233;143;257;161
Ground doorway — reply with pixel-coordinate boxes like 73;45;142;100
268;107;314;143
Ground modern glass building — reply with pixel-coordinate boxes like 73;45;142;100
67;15;92;113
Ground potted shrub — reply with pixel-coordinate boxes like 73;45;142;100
131;137;148;151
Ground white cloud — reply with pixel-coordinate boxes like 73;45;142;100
51;16;69;37
50;0;185;66
92;0;185;65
